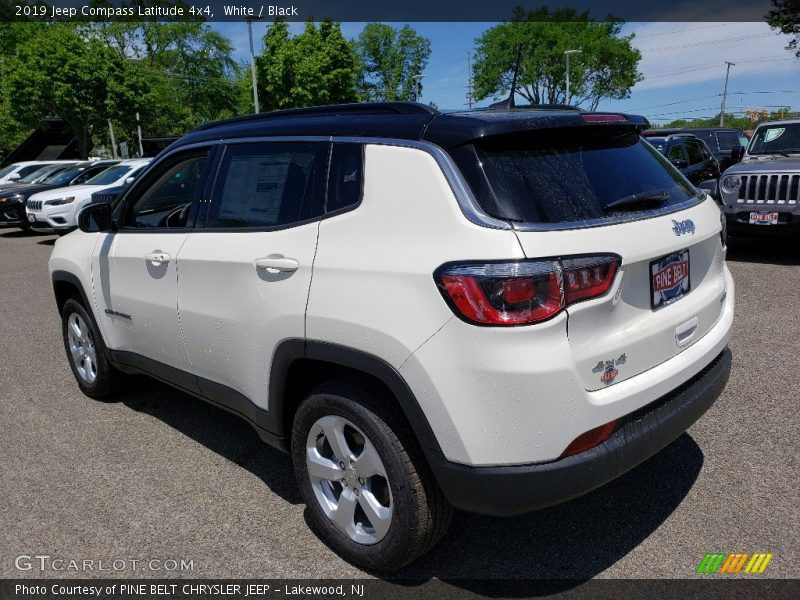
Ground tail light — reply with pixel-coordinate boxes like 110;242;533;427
435;254;620;326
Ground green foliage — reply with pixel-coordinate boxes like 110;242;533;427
355;23;431;101
661;108;799;130
3;24;145;158
473;7;641;110
768;0;800;58
256;19;360;111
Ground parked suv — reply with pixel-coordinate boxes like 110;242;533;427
719;119;800;233
645;128;749;171
642;132;721;196
50;103;734;570
0;160;119;230
27;158;149;234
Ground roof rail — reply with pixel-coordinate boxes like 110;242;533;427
197;102;440;131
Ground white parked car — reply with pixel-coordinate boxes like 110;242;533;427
26;159;151;234
49;103;734;570
0;160;76;184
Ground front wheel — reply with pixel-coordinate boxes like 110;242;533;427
291;380;452;571
61;298;123;399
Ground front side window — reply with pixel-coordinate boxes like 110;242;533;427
206;142;326;229
86;165;133;186
716;131;746;152
21;166;60;183
686;140;704;165
125;153;207;229
17;164;51;179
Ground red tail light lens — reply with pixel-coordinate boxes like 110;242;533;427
581;114;627;123
563;256;619;304
435;255;620;326
560;420;617;457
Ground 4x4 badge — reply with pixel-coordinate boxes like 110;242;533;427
592;354;626;385
672;219;695;236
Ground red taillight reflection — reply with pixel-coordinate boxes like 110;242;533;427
560;420;617;458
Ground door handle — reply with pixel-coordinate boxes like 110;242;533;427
144;251;171;266
254;255;299;273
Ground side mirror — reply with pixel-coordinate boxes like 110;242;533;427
125;176;135;184
8;173;20;181
78;202;113;233
696;179;719;200
670;158;688;169
730;146;745;164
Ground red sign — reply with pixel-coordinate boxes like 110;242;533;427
652;260;689;293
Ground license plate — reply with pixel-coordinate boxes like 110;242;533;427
749;211;778;225
650;250;691;310
27;214;35;223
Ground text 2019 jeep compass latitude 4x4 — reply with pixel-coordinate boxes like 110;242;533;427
50;103;733;570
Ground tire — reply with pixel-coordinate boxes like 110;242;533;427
61;297;123;399
291;379;452;571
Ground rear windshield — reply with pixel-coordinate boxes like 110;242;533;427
449;127;699;225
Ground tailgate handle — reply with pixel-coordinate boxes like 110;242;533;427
675;317;699;347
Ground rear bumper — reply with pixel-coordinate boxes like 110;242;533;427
430;347;731;516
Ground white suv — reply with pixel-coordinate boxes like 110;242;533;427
49;103;734;570
27;158;150;234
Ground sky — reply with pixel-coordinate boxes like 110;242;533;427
211;21;800;125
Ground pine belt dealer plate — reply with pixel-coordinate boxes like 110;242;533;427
749;211;779;225
650;249;691;310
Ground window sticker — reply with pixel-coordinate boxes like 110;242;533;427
764;128;785;143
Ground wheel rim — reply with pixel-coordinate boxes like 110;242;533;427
306;415;393;545
67;313;97;384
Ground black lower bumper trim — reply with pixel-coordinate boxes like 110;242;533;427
430;348;732;516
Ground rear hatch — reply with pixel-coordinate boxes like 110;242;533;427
448;121;728;390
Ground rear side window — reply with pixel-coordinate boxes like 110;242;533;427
207;142;326;229
449;128;698;225
668;144;687;163
326;143;363;213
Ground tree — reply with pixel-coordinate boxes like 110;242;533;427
4;25;146;158
355;23;431;101
768;0;800;58
256;19;360;111
473;7;641;110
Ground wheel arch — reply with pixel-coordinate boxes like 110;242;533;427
52;270;92;314
271;339;445;464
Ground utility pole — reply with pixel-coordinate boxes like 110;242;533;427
135;112;144;158
564;49;582;105
107;119;118;159
411;74;424;102
720;61;735;127
246;17;261;114
466;51;474;109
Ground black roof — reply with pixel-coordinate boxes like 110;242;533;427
171;102;650;152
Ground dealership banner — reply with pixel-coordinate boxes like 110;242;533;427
2;0;783;22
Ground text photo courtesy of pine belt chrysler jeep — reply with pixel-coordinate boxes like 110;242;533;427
49;102;734;570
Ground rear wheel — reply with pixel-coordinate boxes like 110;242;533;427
291;379;452;570
61;298;123;399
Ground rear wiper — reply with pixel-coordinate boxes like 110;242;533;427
603;189;669;212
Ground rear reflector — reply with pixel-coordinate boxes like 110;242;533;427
582;114;627;123
560;420;617;458
435;254;620;326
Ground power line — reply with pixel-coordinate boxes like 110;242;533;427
639;33;776;53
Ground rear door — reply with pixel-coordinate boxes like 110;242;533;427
176;140;328;411
452;125;728;391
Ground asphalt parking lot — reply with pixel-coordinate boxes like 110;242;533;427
0;228;797;584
